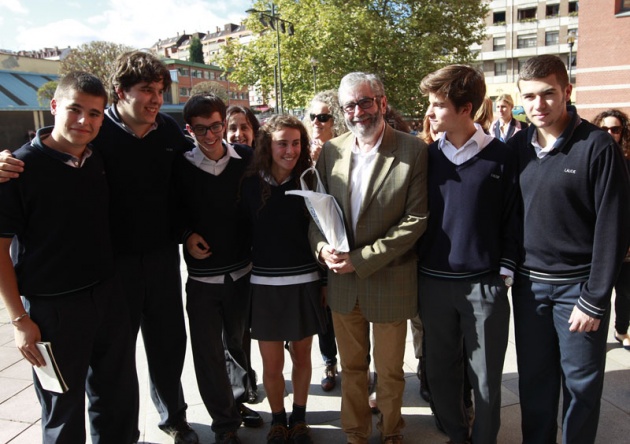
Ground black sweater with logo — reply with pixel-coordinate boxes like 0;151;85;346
508;110;630;317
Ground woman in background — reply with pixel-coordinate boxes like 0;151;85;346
593;109;630;351
226;105;260;148
489;94;527;142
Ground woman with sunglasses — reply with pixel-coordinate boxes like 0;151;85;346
306;90;346;162
593;109;630;351
240;115;327;444
303;90;347;394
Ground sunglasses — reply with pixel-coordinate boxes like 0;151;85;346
601;126;622;135
310;113;333;123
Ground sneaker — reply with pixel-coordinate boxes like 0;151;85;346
160;419;200;444
267;423;289;444
289;421;313;444
215;430;241;444
321;364;338;391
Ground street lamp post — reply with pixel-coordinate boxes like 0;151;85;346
310;57;318;94
246;4;294;114
567;30;576;83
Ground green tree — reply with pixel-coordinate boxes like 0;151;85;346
37;81;58;106
190;81;229;102
216;0;488;115
59;41;134;91
189;36;204;63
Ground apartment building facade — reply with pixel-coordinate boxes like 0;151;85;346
475;0;579;102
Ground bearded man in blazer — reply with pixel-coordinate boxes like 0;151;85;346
309;72;428;444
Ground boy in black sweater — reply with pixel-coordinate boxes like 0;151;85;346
174;94;261;444
418;65;519;444
0;72;136;443
507;55;630;444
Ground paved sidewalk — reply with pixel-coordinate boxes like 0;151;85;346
1;283;629;443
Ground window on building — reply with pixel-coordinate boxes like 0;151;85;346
546;4;560;17
493;11;506;24
569;1;579;15
621;0;630;12
517;34;538;48
493;36;506;51
518;7;537;21
494;61;507;76
179;87;188;97
178;68;189;76
545;31;559;46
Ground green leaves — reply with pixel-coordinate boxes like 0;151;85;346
214;0;488;116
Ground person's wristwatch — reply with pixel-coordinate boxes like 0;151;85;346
503;276;514;287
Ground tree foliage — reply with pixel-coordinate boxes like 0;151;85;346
189;36;205;63
37;81;58;106
215;0;488;116
59;41;134;89
190;81;229;102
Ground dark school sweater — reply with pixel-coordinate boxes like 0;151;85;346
239;175;320;279
418;138;519;279
94;111;193;255
174;144;253;277
508;109;630;317
0;130;114;296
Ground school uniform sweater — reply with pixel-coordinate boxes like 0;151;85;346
94;110;193;255
507;109;630;317
418;138;519;279
240;175;320;279
0;131;114;296
174;144;253;277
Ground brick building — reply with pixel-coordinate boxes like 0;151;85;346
573;1;630;121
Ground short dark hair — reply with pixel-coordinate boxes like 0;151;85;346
183;94;227;124
55;71;107;105
518;55;569;90
109;51;172;103
420;64;486;117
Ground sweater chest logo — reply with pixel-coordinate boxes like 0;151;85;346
564;168;577;174
490;173;500;180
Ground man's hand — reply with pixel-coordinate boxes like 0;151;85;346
568;305;601;333
14;317;45;366
0;150;24;183
185;233;212;260
319;245;355;275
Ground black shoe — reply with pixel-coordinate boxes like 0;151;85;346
267;423;289;444
321;364;337;391
288;421;313;444
215;430;241;444
160;419;200;444
417;358;431;403
239;403;263;428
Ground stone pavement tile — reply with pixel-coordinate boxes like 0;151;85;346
2;422;40;444
0;377;31;405
0;358;32;381
0;344;23;372
597;398;630;443
0;418;33;443
601;359;630;414
0;323;16;347
0;384;40;423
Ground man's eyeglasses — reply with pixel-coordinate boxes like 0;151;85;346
310;113;333;123
341;97;379;113
601;126;622;135
191;122;225;136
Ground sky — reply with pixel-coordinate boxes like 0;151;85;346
0;0;254;51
